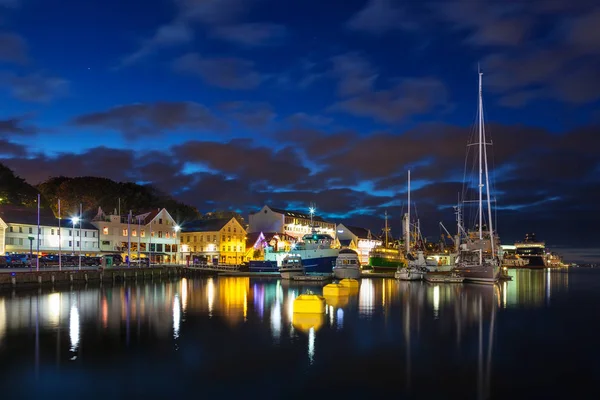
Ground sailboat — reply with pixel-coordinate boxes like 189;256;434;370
396;170;426;281
454;69;500;284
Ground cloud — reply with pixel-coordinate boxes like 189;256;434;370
211;23;287;46
330;77;447;123
71;101;225;139
1;72;68;103
347;0;417;35
331;52;378;96
0;32;27;64
0;115;39;137
219;101;276;128
0;139;27;156
173;53;262;89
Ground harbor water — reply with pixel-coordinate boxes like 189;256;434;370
0;268;598;399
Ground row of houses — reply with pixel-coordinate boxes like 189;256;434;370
1;204;381;265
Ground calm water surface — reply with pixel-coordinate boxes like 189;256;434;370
0;269;599;399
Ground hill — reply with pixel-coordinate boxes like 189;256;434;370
0;163;40;207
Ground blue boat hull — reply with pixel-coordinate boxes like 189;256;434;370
301;256;336;274
248;260;278;272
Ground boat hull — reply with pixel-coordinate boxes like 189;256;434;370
370;256;405;272
425;273;464;283
333;266;360;280
248;260;278;272
394;268;424;281
265;249;338;274
456;266;499;284
280;268;305;279
519;255;546;269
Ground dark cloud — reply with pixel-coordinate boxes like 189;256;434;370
211;23;287;47
172;139;310;186
0;72;68;103
331;52;378;97
330;77;447;123
71;101;225;139
347;0;417;35
0;32;27;64
286;113;333;127
219;101;276;128
0;139;27;156
173;53;262;90
0;115;38;137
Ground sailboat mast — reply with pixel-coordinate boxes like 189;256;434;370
482;74;495;257
478;69;484;264
384;211;389;248
406;170;411;254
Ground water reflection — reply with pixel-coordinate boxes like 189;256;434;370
0;269;576;397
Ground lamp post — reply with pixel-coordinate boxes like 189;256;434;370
28;235;34;270
174;225;180;265
71;216;79;267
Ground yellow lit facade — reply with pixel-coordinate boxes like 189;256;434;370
181;217;247;265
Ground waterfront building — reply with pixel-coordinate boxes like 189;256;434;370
336;224;382;265
0;205;99;256
91;207;180;263
180;217;247;265
248;205;336;240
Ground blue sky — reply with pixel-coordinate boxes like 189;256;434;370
1;0;600;251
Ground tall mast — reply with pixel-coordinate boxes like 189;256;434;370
406;169;411;254
482;72;495;258
478;68;484;264
384;210;389;248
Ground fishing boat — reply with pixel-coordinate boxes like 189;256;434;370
454;69;500;285
333;248;361;279
279;255;305;279
369;211;404;272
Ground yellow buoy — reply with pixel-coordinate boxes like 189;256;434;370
293;293;326;314
339;278;359;289
324;294;349;308
323;283;349;297
292;312;324;333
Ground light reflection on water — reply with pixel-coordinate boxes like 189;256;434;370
0;268;585;398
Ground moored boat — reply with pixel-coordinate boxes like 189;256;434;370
395;266;425;281
333;248;361;279
279;255;305;279
424;271;464;283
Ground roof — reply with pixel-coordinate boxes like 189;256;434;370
339;239;352;247
136;209;161;225
250;205;331;223
0;205;97;230
339;248;358;255
181;218;232;233
342;225;371;239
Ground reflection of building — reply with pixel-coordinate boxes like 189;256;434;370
0;205;99;256
248;205;336;240
336;224;381;265
92;207;179;263
181;217;247;265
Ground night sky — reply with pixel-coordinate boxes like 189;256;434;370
1;0;599;258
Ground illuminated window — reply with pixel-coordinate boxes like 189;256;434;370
228;246;231;252
193;235;197;242
172;245;177;252
122;229;127;236
141;230;145;237
227;236;231;242
132;229;137;237
102;227;108;235
151;231;155;237
233;227;237;233
158;231;163;238
166;232;170;239
228;227;231;232
222;246;225;252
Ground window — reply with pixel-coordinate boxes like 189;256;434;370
213;235;216;242
18;238;23;245
151;231;155;237
228;227;231;232
69;230;72;236
93;232;96;238
193;235;197;242
122;229;127;236
68;241;72;247
238;246;241;252
51;229;55;235
227;236;231;242
222;246;225;252
132;229;137;237
103;227;108;235
199;235;203;242
9;226;13;233
228;246;231;252
158;231;163;238
76;241;79;247
156;244;163;252
159;218;163;224
193;246;197;252
29;227;32;234
166;232;170;239
165;244;171;252
234;227;237;233
19;226;23;233
141;230;145;238
172;245;177;252
84;231;88;237
76;231;78;237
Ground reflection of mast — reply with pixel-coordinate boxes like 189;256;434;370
477;287;496;400
404;300;411;391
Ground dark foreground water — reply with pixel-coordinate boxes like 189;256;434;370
0;268;598;399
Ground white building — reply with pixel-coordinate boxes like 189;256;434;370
248;205;336;240
336;224;381;265
91;207;180;263
0;205;99;256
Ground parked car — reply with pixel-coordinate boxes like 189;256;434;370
0;256;8;268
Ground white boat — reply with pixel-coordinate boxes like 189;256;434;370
279;255;305;279
333;249;361;279
424;271;464;283
395;267;425;281
454;69;499;285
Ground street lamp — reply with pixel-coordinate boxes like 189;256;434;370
71;216;79;257
174;225;180;264
28;235;34;269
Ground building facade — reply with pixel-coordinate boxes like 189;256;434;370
336;224;381;265
248;205;336;240
0;206;99;256
91;207;180;263
181;217;247;265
